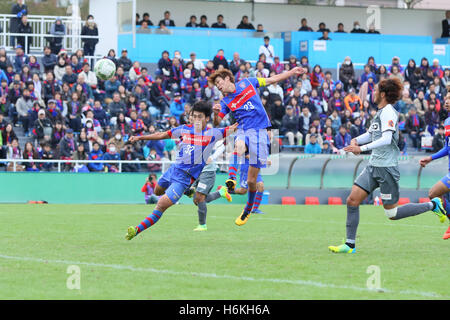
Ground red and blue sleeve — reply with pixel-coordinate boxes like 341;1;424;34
167;125;188;139
431;145;449;161
218;101;230;119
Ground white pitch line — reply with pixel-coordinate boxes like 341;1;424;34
0;254;444;299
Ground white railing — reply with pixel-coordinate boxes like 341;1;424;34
2;32;99;55
1;158;230;173
0;14;92;54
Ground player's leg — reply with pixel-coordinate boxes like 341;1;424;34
206;185;233;203
193;191;208;231
251;180;265;214
428;177;450;239
235;165;259;226
329;166;374;253
226;140;245;191
387;170;447;223
192;171;215;231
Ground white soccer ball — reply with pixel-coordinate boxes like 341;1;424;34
94;58;116;81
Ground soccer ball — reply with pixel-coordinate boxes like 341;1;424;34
94;58;116;81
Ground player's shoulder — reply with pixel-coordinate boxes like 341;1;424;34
381;104;398;118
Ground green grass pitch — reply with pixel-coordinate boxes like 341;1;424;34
0;204;449;299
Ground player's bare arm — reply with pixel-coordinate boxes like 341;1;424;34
212;103;222;127
129;131;170;143
265;66;307;86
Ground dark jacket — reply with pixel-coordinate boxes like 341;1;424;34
236;22;255;30
339;63;355;84
42;53;57;72
281;113;299;135
59;136;75;158
442;19;450;38
33;118;53;139
211;22;227;29
81;25;99;48
17;21;33;49
432;133;445;152
10;3;27;33
108;101;126;118
158;19;175;27
118;56;133;71
229;58;245;75
405;114;425;133
213;55;229;70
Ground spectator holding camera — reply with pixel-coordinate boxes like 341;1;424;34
142;173;159;204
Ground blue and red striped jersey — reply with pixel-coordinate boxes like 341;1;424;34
219;77;271;130
431;117;450;170
167;124;227;179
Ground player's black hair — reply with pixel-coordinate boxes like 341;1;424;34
192;101;212;118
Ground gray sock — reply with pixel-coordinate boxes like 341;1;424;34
393;202;433;220
198;201;207;225
206;191;221;203
346;206;360;244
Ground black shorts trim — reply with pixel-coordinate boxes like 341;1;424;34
353;182;370;194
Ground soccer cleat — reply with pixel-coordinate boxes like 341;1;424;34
225;178;237;192
218;185;232;202
184;187;195;198
431;197;447;223
193;224;207;232
235;210;251;226
328;243;356;254
251;208;265;214
125;226;138;240
443;226;450;240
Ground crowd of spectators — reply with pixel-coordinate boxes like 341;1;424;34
1;4;449;172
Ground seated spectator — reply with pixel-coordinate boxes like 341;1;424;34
129;110;146;137
413;90;428;117
213;49;229;70
23;141;39;171
317;22;330;33
6;138;24;172
350;21;365;33
259;36;275;65
40;142;55;171
344;89;362;114
405;106;425;150
390;65;404;82
431;59;444;79
236;15;255;30
334;125;351;150
305;133;322;154
142;173;159;204
42;46;57;73
256;24;264;32
71;142;89;172
298;18;313;32
212;14;227;29
298;106;312;141
318;30;331;41
368;25;380;34
79;62;97;89
424;102;440;135
121;143;142;172
108;92;126;118
322;140;333;154
186;15;198;27
349;117;365;138
115;112;131;138
432;125;445;152
281;105;302;145
107;129;125;151
395;90;414;116
310;89;324;114
159;11;175;27
305;125;323;147
2;123;18;148
268;95;285;129
335;23;346;33
103;142;121;172
146;148;162;172
359;64;376;86
33;109;53;144
15;87;33;136
88;141;104;172
198;15;209;28
301;93;316;115
105;75;121;100
140;12;153;26
50;120;65;149
59;128;75;170
189;81;203;104
163;138;177;160
13;45;29;74
118;49;132;72
62;65;77;86
189;52;205;71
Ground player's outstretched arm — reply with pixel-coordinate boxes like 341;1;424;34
224;122;239;137
129;131;170;143
420;145;449;167
212;103;223;127
265;66;307;86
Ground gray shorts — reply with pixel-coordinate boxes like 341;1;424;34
354;165;400;205
193;170;216;195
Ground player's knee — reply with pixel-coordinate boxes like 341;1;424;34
428;189;437;199
154;187;164;196
346;196;359;207
384;207;397;219
256;182;264;192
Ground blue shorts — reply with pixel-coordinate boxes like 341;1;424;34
157;166;194;203
239;163;263;189
440;173;450;189
235;128;269;169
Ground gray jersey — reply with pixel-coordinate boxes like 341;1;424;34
368;104;399;167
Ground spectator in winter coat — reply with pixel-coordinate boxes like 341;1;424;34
42;46;57;73
17;15;32;54
49;17;66;55
442;11;450;38
339;56;356;92
15;88;33;135
211;14;227;29
213;49;229;70
169;92;185;120
334;125;352;149
33;109;53;144
298;18;313;31
310;65;325;89
404;107;425;150
103;142;121;172
117;49;133;72
305;134;322;154
350;21;365;33
344;89;362;113
158;11;176;27
108;92;126;118
236;15;255;30
432;125;445;152
298;106;312;140
81;16;99;57
10;0;28;47
88;141;104;172
281;105;302;145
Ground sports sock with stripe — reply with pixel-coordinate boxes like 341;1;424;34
228;152;239;180
136;209;163;234
252;191;263;211
243;189;257;215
